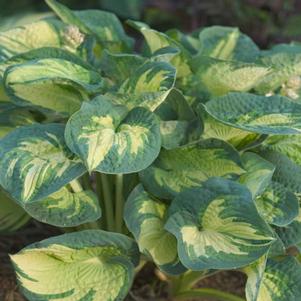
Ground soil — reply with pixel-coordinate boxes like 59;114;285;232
0;221;246;301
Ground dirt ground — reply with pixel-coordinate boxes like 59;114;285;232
0;221;246;301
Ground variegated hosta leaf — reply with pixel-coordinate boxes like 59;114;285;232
4;57;103;115
65;96;161;174
140;138;244;199
239;152;275;198
165;178;274;270
205;92;301;135
255;50;301;94
25;187;101;227
155;89;202;149
198;26;260;62
118;61;176;111
275;208;301;248
127;20;191;77
247;256;301;301
199;109;258;149
190;56;269;96
243;255;267;301
11;230;139;301
255;181;299;226
0;19;67;61
100;51;146;85
260;134;301;167
0;188;29;233
0;105;36;138
0;123;86;204
124;184;186;275
46;0;133;51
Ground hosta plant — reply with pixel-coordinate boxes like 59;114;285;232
1;1;301;300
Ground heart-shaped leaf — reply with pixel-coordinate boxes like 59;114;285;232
205;92;301;135
0;123;86;204
140;138;244;199
165;178;274;270
10;230;139;301
25;186;101;227
124;184;186;275
4;57;103;115
0;188;29;233
239;152;275;198
65;96;161;174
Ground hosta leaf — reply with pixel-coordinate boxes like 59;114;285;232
255;181;299;226
165;178;274;270
244;255;267;301
255;256;301;301
190;56;269;96
0;19;66;60
140;138;244;199
4;57;103;115
200;109;258;149
25;187;101;227
0;123;85;204
239;152;275;198
260;150;301;193
11;230;139;301
205;92;301;135
65;96;161;174
198;26;260;62
124;184;186;275
255;51;301;94
118;61;176;111
155;89;202;149
260;134;301;166
46;0;133;51
0;188;29;233
276;210;301;247
127;21;191;77
100;51;146;85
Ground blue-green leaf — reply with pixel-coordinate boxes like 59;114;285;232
124;184;186;275
205;92;301;135
140;138;244;199
0;123;85;204
165;178;274;270
65;96;161;174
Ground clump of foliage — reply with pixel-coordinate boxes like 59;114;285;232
0;0;301;300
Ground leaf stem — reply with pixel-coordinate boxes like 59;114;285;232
100;173;115;232
95;173;105;229
81;173;93;191
175;288;245;301
115;173;124;233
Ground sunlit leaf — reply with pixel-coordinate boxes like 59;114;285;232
165;178;274;270
11;230;139;301
140;138;244;199
65;96;161;174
